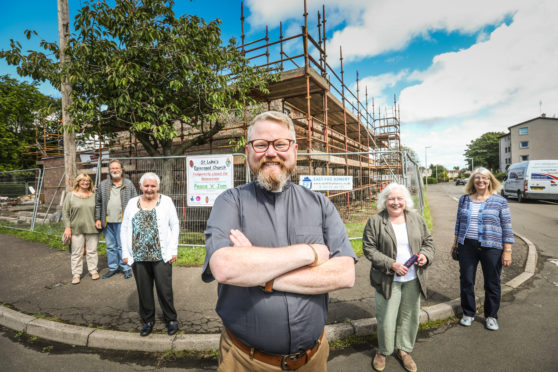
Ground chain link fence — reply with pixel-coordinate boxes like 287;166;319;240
0;151;424;244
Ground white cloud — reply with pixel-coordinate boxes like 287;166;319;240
244;0;364;31
326;0;527;64
400;0;558;123
245;0;558;170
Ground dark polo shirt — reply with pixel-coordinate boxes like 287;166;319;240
203;180;356;354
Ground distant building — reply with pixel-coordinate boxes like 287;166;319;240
499;114;558;172
498;133;511;172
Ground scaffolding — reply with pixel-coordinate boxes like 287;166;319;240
238;0;402;196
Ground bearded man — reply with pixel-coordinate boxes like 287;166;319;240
203;111;356;371
95;159;138;279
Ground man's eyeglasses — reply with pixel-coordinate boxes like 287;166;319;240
248;138;294;153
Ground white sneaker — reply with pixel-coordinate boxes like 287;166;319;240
485;317;499;331
460;315;474;326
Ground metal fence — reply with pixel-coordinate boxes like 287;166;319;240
0;168;43;231
0;152;425;244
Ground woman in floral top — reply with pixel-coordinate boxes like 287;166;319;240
121;172;180;337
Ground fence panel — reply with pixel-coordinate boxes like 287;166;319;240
107;155;248;246
1;151;424;243
0;168;43;231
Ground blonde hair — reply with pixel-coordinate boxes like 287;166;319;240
247;111;297;142
464;167;502;194
73;173;94;192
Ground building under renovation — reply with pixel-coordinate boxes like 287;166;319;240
34;1;403;227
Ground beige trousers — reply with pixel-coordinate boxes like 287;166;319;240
217;328;329;372
70;233;99;276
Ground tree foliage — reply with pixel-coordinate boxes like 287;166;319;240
0;75;59;171
1;0;274;157
463;131;504;172
401;145;420;165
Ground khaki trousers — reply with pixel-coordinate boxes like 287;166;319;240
70;233;99;276
218;328;329;372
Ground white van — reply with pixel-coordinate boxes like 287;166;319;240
502;160;558;202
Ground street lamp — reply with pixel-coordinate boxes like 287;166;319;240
424;146;432;186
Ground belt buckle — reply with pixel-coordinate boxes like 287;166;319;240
281;350;306;370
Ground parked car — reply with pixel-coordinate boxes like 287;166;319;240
502;160;558;202
455;178;467;185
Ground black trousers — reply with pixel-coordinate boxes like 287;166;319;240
459;239;503;318
132;261;177;324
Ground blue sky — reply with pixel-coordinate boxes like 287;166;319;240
2;0;557;169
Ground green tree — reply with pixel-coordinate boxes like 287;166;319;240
463;132;504;172
429;164;448;182
0;75;59;171
1;0;273;158
401;145;420;165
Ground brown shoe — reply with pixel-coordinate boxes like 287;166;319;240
372;352;386;371
396;350;417;372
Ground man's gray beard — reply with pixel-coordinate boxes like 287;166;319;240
256;168;293;192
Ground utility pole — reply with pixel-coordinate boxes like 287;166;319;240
57;0;76;191
424;146;431;186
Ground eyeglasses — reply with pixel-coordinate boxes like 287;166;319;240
248;138;294;153
387;197;405;202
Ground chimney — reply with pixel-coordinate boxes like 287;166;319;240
541;113;546;118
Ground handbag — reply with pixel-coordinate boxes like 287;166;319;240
61;192;73;246
61;233;71;246
451;242;460;261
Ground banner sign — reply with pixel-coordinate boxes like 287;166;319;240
299;175;353;191
186;154;234;207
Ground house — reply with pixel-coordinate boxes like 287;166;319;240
499;114;558;172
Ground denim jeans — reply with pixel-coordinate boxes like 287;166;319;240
459;238;503;318
104;222;129;272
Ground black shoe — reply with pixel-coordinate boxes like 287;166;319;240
102;270;118;279
167;321;179;336
140;321;154;337
123;270;132;279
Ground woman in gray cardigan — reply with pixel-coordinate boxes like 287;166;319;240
363;183;434;372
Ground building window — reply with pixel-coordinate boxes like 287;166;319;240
519;127;528;135
520;141;529;148
521;155;529;161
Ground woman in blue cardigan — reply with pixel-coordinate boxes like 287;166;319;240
452;167;514;331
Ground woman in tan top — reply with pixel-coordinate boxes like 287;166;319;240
63;173;99;284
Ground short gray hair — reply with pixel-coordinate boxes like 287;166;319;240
139;172;160;186
376;182;415;212
247;111;297;142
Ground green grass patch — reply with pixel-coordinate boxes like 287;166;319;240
176;246;206;266
419;316;456;330
0;225;69;252
329;334;377;350
422;195;433;232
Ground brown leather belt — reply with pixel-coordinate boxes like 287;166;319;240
225;327;324;370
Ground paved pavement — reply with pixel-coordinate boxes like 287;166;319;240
0;184;536;354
